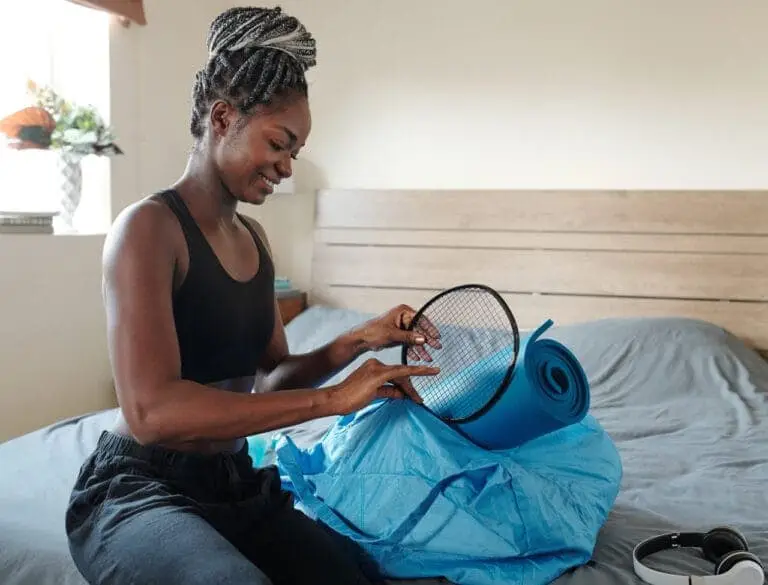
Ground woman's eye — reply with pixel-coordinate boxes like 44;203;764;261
269;140;298;159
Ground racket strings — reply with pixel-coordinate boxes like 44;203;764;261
407;286;519;421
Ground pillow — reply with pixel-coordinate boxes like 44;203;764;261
541;316;768;408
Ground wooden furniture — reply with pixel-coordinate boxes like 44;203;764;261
310;189;768;357
278;292;307;325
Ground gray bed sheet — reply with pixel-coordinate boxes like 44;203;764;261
1;307;766;585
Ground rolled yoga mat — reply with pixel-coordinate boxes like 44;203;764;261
448;319;590;450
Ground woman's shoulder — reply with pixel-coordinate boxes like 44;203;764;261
107;195;178;246
103;194;181;278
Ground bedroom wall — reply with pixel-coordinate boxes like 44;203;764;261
4;0;768;441
244;0;768;292
0;0;234;442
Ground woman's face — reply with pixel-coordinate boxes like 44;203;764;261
209;94;311;205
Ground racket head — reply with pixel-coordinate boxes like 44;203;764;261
401;283;520;423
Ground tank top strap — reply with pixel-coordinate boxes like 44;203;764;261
236;212;269;256
237;212;276;285
154;189;210;260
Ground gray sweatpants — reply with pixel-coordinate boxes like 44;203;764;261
65;431;380;585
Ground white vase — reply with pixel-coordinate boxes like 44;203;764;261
56;152;84;231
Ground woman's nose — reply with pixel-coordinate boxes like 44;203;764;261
276;156;293;179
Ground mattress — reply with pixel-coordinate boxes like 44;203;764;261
1;307;767;585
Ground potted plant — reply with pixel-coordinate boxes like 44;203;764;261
0;80;122;230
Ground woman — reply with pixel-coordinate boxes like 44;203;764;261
65;6;439;585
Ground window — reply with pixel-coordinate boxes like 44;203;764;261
0;0;111;234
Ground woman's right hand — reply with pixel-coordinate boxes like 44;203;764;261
329;358;440;415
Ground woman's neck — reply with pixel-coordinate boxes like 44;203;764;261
172;148;238;228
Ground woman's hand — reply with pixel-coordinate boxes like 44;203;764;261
355;304;442;362
329;358;440;415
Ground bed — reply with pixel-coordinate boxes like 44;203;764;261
1;188;767;585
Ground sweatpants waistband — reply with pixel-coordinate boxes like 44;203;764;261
93;431;252;477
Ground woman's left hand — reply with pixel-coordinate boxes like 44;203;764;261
355;304;442;362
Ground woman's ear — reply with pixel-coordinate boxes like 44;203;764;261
209;100;235;139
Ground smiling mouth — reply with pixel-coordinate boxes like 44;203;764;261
258;173;278;191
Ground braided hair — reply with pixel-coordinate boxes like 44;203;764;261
190;6;316;139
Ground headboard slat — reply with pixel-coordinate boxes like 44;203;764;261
316;189;768;234
317;229;768;255
311;189;768;355
314;244;768;302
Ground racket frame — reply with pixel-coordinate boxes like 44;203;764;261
400;283;521;423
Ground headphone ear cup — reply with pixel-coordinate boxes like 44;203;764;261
715;551;764;575
702;527;749;564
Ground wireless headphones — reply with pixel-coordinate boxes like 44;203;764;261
633;526;765;585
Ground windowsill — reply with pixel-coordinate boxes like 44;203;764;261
0;231;107;238
0;231;108;237
0;216;111;237
0;188;112;235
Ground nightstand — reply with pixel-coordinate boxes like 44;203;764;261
278;292;307;325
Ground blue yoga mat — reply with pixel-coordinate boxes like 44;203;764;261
451;319;590;450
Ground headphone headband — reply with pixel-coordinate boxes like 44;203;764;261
632;530;765;585
635;532;705;559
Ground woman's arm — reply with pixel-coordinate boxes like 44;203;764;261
105;202;435;445
255;300;365;392
242;216;439;392
257;301;436;392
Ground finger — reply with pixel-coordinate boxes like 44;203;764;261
377;384;405;401
396;305;418;330
409;364;440;376
415;344;433;362
414;312;440;337
407;345;432;362
391;377;424;404
415;317;442;347
406;347;421;362
385;364;440;380
362;357;384;371
389;328;427;347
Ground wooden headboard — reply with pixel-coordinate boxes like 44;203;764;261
310;189;768;356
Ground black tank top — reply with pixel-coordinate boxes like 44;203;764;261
156;189;276;385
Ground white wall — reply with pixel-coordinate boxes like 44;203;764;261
247;0;768;291
4;0;768;441
0;235;109;442
110;0;238;214
0;0;233;442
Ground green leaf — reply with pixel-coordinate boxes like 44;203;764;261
27;81;123;157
